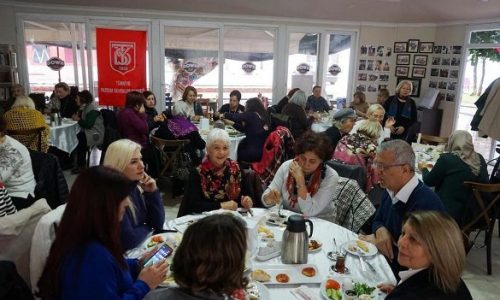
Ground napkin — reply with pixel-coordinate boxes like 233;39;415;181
290;285;318;300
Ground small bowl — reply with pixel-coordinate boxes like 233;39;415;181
344;289;357;300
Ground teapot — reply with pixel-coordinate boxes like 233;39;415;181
281;215;313;264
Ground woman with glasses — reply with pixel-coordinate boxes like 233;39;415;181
383;80;417;140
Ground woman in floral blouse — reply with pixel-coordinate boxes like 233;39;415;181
333;119;380;192
178;128;253;217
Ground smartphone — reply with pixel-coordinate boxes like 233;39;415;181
143;244;173;267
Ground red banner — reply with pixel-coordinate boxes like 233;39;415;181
96;28;147;106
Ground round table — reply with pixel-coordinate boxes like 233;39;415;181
130;208;397;299
48;120;80;153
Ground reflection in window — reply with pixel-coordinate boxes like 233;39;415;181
470;29;500;44
287;33;319;96
325;34;351;102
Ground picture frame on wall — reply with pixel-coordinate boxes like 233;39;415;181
395;66;410;77
396;54;410;65
397;77;422;97
408;39;420;53
394;42;408;53
413;55;428;66
412;67;426;78
419;42;434;53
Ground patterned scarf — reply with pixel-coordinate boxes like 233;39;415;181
285;161;324;208
199;156;241;202
167;115;198;138
388;94;412;119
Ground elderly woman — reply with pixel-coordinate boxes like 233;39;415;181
173;86;204;122
4;95;49;152
352;104;395;146
143;91;165;132
383;80;417;140
418;130;488;225
103;139;165;250
324;108;356;149
38;166;167;300
117;91;149;149
221;98;270;163
333;119;380;192
0;115;36;210
179;129;253;217
145;214;248;300
378;211;472;299
262;131;338;219
282;90;315;139
350;91;369;118
275;88;300;114
71;90;104;173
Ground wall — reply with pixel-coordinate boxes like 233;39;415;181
0;5;17;43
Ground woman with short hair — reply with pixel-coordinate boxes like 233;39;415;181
282;90;314;139
173;86;204;122
104;139;165;250
350;91;369;118
143;91;165;131
4;95;49;152
37;166;168;300
383;80;417;140
262;131;338;219
145;214;248;300
179;128;253;217
117;91;149;149
379;210;472;300
418;130;489;225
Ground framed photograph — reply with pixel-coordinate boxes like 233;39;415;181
397;77;422;97
431;57;441;65
408;39;420;53
419;42;434;53
394;42;408;53
395;66;409;77
412;67;427;78
396;54;410;65
413;55;428;66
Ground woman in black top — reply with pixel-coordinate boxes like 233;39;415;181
383;80;417;140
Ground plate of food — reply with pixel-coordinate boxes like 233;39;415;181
320;277;379;300
251;264;321;285
342;240;377;257
265;213;287;227
308;239;322;253
246;281;270;300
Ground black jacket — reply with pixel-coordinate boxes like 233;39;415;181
386;268;472;300
29;150;68;209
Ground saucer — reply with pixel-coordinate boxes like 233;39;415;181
327;251;339;261
330;265;350;274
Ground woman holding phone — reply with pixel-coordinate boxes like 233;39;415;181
262;131;339;219
104;139;165;250
37;166;168;300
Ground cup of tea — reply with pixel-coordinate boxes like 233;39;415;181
335;253;346;274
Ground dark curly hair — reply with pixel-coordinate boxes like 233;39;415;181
172;214;248;295
294;130;332;161
76;90;94;104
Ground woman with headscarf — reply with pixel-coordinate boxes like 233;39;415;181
383;80;417;140
418;130;489;225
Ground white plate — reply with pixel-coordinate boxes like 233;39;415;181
320;277;379;300
342;240;377;257
247;281;270;300
252;264;321;285
308;239;323;253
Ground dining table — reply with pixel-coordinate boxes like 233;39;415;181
412;142;444;180
128;208;397;300
47;118;80;153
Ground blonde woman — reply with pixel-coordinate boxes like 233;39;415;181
383;80;417;140
352;104;395;146
103;139;165;250
379;211;472;300
350;91;369;118
4;95;49;152
418;130;488;225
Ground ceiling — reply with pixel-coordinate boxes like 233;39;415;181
9;0;500;24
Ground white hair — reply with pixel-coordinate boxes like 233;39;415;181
206;128;230;149
12;96;35;109
289;90;307;108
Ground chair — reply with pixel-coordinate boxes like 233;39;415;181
325;160;366;190
490;146;500;184
7;126;46;152
150;136;190;177
419;134;449;146
462;181;500;275
29;93;47;113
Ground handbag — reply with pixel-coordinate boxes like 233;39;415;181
173;151;192;181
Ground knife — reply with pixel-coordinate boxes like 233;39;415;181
365;260;377;273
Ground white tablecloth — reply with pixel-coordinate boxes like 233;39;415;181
150;208;397;299
49;120;80;153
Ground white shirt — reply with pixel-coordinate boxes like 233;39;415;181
398;268;426;285
0;136;36;198
173;100;195;119
388;174;419;205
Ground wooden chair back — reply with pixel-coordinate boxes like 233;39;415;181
150;136;190;177
420;134;449;146
7;126;46;152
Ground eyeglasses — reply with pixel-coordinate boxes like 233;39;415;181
373;162;407;171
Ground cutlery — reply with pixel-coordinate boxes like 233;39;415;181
365;260;377;273
247;208;254;217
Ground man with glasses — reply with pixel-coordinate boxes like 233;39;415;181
360;140;444;277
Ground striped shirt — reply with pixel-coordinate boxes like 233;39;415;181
0;183;17;217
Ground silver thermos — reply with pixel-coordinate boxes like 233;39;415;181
281;215;314;264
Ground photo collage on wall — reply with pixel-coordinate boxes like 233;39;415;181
429;45;462;102
392;39;433;98
356;45;392;98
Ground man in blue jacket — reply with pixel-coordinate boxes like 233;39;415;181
360;139;445;276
